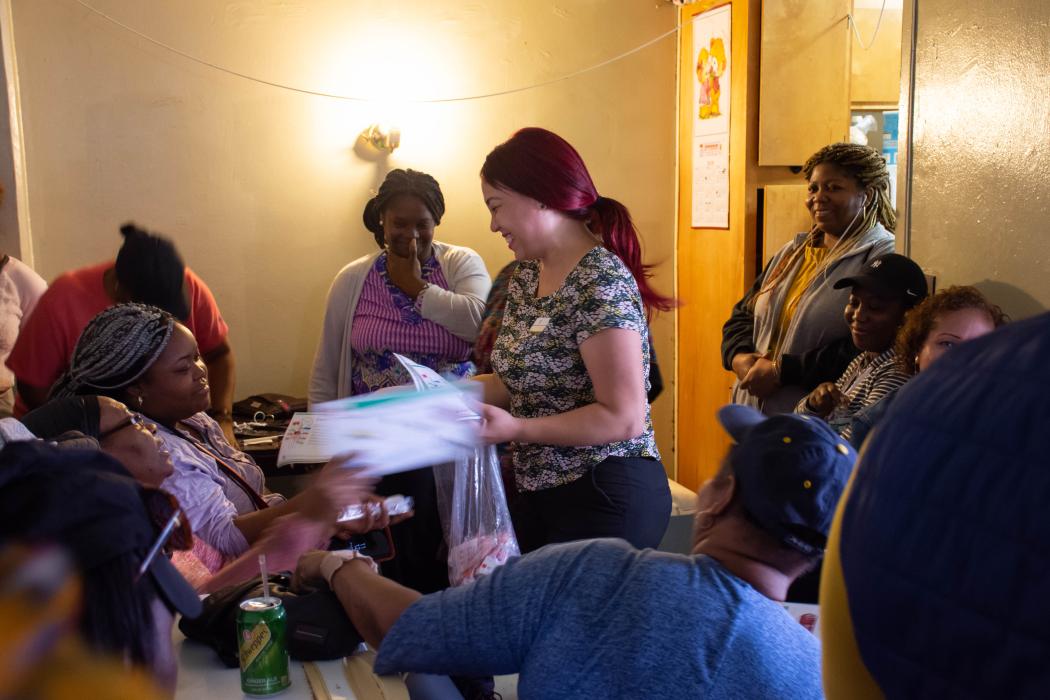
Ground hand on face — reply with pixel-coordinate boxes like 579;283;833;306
382;194;435;262
385;236;424;292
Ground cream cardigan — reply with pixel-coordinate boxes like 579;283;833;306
308;241;492;406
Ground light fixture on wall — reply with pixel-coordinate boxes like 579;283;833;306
362;123;401;153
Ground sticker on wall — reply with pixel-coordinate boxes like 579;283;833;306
691;4;731;229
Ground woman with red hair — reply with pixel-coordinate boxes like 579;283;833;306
474;127;674;552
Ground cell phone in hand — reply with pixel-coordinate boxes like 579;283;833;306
337;494;414;523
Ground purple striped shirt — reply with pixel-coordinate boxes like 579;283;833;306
349;254;473;394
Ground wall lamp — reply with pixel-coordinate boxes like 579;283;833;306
362;123;401;153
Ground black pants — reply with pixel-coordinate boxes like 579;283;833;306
513;456;672;553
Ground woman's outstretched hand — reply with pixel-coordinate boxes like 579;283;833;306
297;453;378;524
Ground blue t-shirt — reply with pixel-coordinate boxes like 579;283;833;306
374;539;823;699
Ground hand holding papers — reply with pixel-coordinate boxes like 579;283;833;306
276;355;480;475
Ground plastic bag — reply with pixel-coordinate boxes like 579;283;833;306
434;444;520;586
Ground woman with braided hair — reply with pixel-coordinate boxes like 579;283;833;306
50;303;379;572
722;142;896;414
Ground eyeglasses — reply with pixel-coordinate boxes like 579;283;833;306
98;412;146;442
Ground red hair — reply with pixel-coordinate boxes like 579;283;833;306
481;127;675;315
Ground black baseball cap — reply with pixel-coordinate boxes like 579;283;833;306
717;405;856;555
833;253;929;308
0;441;201;619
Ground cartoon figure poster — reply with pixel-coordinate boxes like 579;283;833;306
691;4;731;229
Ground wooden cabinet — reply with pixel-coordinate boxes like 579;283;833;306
762;184;810;264
758;0;852;165
850;4;904;106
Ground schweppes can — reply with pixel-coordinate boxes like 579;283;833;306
237;597;291;696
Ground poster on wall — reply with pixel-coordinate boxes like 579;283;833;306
691;4;731;229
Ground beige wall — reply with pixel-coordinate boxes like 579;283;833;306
7;1;679;470
907;0;1050;318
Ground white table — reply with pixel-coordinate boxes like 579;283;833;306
175;627;519;699
174;628;360;699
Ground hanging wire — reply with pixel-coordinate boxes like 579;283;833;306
847;0;889;51
74;0;694;104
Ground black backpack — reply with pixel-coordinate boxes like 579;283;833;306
178;572;363;667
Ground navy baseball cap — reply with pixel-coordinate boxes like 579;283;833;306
833;253;929;308
0;442;201;619
717;405;856;555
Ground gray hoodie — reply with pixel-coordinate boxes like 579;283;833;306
731;224;895;413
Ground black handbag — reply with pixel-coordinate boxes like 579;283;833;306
178;572;363;667
232;393;307;422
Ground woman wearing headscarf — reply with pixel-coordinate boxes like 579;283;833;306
22;395;173;488
722;143;896;414
309;168;490;593
49;303;374;572
309;168;491;404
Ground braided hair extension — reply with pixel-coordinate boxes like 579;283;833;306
49;303;176;401
361;169;445;248
751;142;894;309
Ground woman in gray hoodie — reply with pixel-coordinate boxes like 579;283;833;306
721;143;896;414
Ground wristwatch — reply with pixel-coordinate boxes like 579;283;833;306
320;550;379;588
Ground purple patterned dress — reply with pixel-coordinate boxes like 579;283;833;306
349;253;474;395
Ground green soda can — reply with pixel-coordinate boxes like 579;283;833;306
237;596;291;696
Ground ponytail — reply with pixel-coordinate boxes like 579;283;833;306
482;127;676;317
590;196;675;314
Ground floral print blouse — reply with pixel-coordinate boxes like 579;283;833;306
491;246;659;492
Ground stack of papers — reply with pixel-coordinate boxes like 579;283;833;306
276;355;480;474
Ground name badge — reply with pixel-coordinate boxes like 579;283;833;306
529;317;551;334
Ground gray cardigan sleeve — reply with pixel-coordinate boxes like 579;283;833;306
309;255;374;407
419;245;492;343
